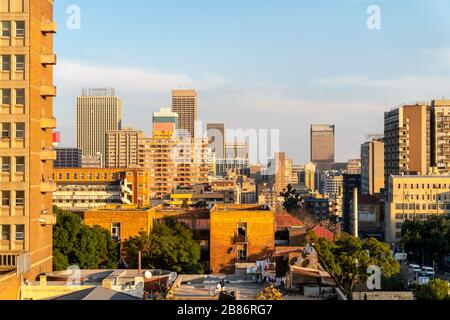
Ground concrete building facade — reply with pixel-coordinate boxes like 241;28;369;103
105;128;143;169
172;90;197;139
311;125;335;171
361;137;384;195
54;148;82;168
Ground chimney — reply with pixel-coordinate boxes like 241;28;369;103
353;188;359;238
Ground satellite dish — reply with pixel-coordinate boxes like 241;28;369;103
144;271;152;279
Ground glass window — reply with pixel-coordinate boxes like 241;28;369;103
1;89;11;105
15;225;24;241
1;191;10;206
1;123;10;138
111;223;121;240
15;191;24;207
15;21;25;37
15;55;25;71
1;157;10;173
1;21;10;37
15;123;24;139
15;89;25;105
1;225;11;241
1;55;10;71
16;157;24;173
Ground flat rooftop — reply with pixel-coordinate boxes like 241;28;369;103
211;204;271;211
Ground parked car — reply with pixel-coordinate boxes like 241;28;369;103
417;277;431;285
409;264;422;273
422;266;435;278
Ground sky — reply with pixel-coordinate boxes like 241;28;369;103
53;0;450;164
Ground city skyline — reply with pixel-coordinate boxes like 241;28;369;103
53;0;450;163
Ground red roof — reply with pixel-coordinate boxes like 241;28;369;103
275;214;304;230
310;225;334;242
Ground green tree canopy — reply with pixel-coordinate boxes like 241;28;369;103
53;207;119;271
280;184;302;213
123;220;203;274
415;279;450;300
313;233;400;298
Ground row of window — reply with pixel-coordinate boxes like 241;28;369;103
395;203;450;211
0;122;25;139
53;172;118;181
1;88;25;105
1;190;25;207
397;183;450;190
1;54;25;72
0;224;25;241
1;156;25;173
1;21;25;38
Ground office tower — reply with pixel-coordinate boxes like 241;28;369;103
207;123;225;159
225;142;249;159
76;88;122;166
361;136;384;195
152;107;178;139
384;104;430;188
105;128;143;168
311;125;335;171
139;137;209;199
285;159;298;186
431;99;450;173
0;0;56;299
274;152;286;194
347;159;361;174
54;148;82;168
216;158;250;177
297;163;316;192
172;89;197;138
81;154;102;169
342;174;361;233
324;175;343;198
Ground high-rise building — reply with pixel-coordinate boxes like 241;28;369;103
361;137;384;195
342;174;361;233
172;89;197;138
384;104;431;189
297;163;316;192
207;123;225;159
152;107;178;139
431;99;450;173
0;0;56;299
105;128;143;168
54;148;82;168
311;125;335;171
76;88;122;166
347;159;361;174
274;152;286;194
225;141;248;159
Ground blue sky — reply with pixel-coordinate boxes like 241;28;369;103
54;0;450;163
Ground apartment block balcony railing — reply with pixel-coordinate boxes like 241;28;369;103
41;21;57;33
40;85;57;97
41;53;57;66
41;148;57;161
40;117;57;129
39;211;57;226
41;181;57;193
0;251;25;272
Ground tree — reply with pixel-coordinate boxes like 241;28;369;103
402;216;449;266
123;220;204;274
313;233;400;299
415;279;450;300
53;207;119;271
280;184;302;213
255;286;284;300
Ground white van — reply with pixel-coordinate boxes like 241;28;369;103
409;264;422;273
422;266;435;277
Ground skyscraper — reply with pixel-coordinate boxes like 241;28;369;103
207;123;225;159
172;89;197;138
311;125;335;171
76;88;122;166
431;99;450;173
105;128;143;168
361;136;384;195
152;107;178;139
0;0;56;299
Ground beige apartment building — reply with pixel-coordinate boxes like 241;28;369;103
361;137;384;195
386;174;450;244
0;0;56;299
431;99;450;173
172;89;197;138
76;88;122;166
105;128;143;168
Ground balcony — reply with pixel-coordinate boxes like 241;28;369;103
0;251;24;272
40;85;57;97
41;21;57;33
41;182;56;193
39;213;57;226
40;117;57;129
233;235;248;244
41;53;57;66
40;149;56;161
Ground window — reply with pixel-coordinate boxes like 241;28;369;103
1;225;10;241
15;123;24;139
15;55;24;71
1;89;11;105
1;21;10;37
15;191;24;207
16;157;24;173
111;223;121;240
1;191;10;206
1;55;10;71
237;223;247;237
15;89;24;105
15;21;25;37
1;157;10;173
237;245;247;263
15;225;24;241
65;172;70;180
1;123;10;138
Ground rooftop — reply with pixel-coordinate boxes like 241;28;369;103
211;204;272;212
